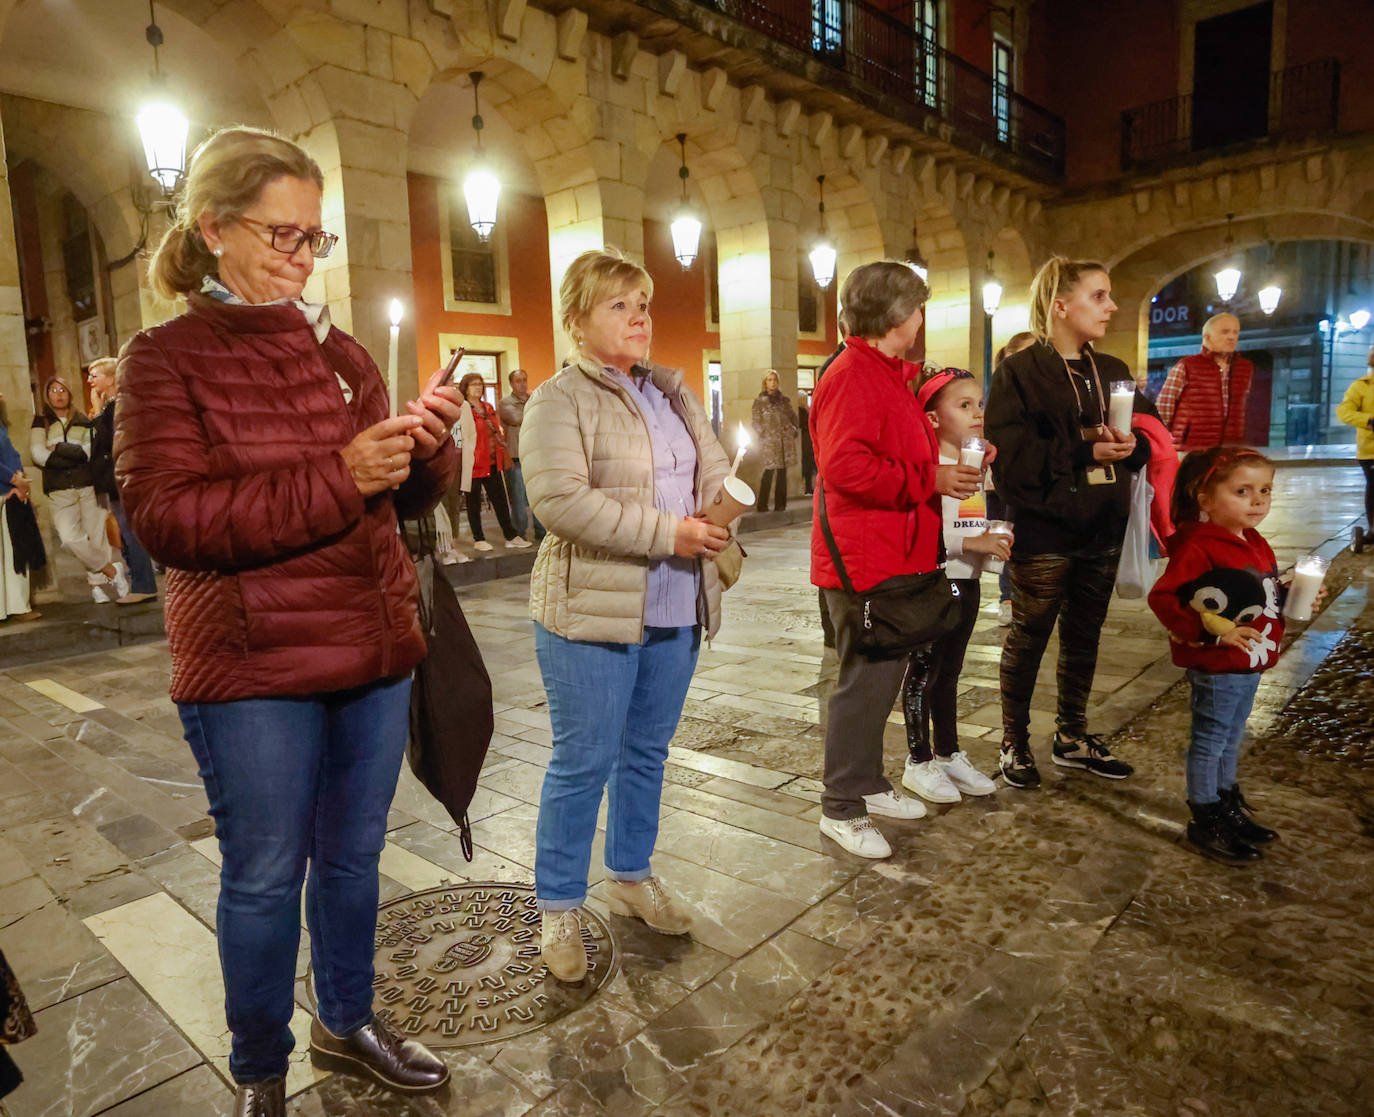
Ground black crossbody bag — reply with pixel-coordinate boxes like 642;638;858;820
817;480;962;658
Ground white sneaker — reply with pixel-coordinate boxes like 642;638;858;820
473;540;494;552
506;536;532;549
455;551;472;563
111;562;131;599
438;550;459;566
91;583;112;604
819;814;892;859
938;751;998;796
902;758;961;803
861;788;927;819
998;600;1013;627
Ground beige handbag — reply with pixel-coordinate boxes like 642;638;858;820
713;536;746;590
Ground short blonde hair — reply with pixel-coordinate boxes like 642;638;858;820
88;356;119;382
148;126;325;300
1028;256;1108;341
839;260;930;341
560;248;653;345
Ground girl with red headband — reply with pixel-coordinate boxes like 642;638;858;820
1148;446;1321;863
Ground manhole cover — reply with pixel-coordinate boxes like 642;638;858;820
342;882;615;1048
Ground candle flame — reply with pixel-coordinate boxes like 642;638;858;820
736;422;750;450
388;298;404;327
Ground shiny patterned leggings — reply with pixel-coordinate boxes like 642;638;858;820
1000;545;1120;745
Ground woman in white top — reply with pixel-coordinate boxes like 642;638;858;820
29;377;128;602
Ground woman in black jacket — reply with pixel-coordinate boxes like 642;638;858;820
986;257;1155;790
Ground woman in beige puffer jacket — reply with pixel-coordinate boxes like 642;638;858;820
522;249;732;984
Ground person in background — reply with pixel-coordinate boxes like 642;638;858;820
116;125;459;1115
523;248;731;982
0;391;43;622
752;369;799;512
30;377;129;603
1156;312;1252;450
1336;344;1374;551
498;368;545;542
87;357;157;603
811;261;979;859
986;257;1153;790
457;372;529;553
798;389;815;495
987;331;1035;626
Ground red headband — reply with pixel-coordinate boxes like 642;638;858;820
1199;448;1265;491
915;368;973;411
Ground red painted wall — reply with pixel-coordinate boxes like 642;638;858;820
1284;0;1374;135
406;173;556;391
643;218;716;396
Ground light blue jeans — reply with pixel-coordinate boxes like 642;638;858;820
1185;669;1261;804
533;623;699;909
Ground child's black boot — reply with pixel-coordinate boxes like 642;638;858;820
1219;784;1278;843
1187;800;1262;864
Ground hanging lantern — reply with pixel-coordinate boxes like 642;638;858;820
1350;309;1371;332
1257;285;1282;316
905;221;928;282
1214;213;1242;303
462;72;501;243
810;175;836;289
669;133;702;269
982;249;1001;315
135;4;187;195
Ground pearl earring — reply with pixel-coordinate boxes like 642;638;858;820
213;247;223;258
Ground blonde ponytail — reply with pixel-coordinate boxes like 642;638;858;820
1028;255;1107;342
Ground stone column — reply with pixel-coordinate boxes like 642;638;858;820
0;118;30;431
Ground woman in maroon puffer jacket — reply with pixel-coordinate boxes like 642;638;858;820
115;127;459;1115
811;261;979;861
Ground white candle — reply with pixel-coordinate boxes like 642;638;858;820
1109;381;1135;434
729;422;750;479
387;298;403;416
984;519;1013;573
959;436;986;471
1283;554;1328;621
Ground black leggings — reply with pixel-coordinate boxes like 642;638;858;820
466;473;517;542
902;579;980;762
1362;459;1374;530
757;468;788;512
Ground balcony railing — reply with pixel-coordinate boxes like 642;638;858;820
1121;58;1341;172
690;0;1066;180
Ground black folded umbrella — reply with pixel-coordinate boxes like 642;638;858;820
406;523;493;860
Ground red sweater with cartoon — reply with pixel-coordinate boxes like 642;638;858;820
1147;521;1285;674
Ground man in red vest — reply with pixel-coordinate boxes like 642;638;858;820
1156;312;1253;449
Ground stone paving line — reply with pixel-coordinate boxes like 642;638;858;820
0;465;1365;1117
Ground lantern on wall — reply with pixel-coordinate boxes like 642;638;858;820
462;72;501;242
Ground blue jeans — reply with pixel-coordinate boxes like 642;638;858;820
111;496;157;594
179;675;412;1083
1185;669;1260;804
534;623;699;909
504;461;544;540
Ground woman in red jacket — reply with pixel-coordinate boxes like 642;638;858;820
115;128;460;1116
456;372;528;550
811;261;979;859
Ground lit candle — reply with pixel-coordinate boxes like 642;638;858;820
959;436;986;471
387;298;403;416
1283;554;1328;621
1109;381;1135;434
729;422;750;478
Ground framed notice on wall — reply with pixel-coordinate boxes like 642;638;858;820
77;318;104;365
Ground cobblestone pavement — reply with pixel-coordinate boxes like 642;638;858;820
0;465;1368;1117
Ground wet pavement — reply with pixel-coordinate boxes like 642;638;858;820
0;463;1369;1117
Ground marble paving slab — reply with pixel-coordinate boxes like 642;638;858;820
83;892;329;1097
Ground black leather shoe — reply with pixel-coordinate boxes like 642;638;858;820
309;1014;450;1093
1186;800;1261;864
234;1078;285;1117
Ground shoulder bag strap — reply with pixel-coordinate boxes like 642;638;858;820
816;479;858;596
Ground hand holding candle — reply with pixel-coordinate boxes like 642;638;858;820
386;298;403;417
710;423;756;525
1109;381;1135;435
959;436;986;471
1283;554;1328;621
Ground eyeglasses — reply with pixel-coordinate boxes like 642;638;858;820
235;214;339;259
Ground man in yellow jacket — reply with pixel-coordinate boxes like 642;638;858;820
1336;343;1374;551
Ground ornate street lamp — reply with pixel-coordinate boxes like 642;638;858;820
809;175;836;290
136;1;188;196
981;250;1003;317
1257;284;1282;316
1214;213;1242;303
669;133;702;270
462;72;501;242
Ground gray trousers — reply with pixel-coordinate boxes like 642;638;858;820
820;587;904;820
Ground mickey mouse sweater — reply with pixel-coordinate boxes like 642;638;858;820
1148;521;1285;674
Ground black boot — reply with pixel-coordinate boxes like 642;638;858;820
235;1078;285;1117
1219;784;1278;843
1186;800;1261;864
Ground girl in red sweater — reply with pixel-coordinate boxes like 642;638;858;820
1148;447;1320;864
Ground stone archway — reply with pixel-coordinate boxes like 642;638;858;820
984;224;1035;376
914;196;972;369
